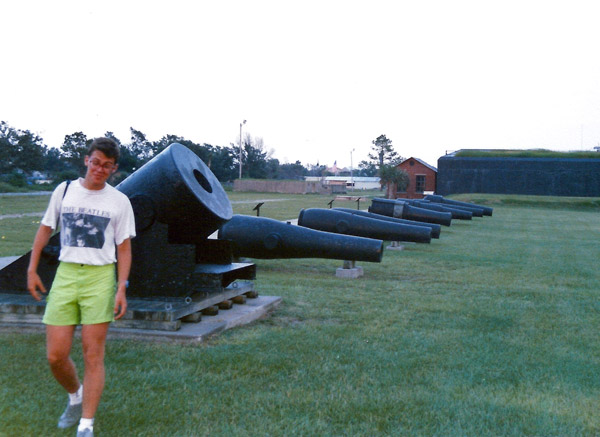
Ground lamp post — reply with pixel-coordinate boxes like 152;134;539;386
239;119;246;179
350;148;355;192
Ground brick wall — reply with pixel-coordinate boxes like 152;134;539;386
233;179;322;194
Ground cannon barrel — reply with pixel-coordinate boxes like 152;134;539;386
417;200;483;218
369;198;452;226
424;194;492;216
411;198;484;217
333;208;441;238
298;208;431;243
116;143;232;241
396;198;474;220
218;215;383;262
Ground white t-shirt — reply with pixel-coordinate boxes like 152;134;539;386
42;178;136;265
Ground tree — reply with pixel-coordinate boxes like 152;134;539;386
368;134;401;170
0;121;46;173
266;158;280;179
0;122;19;173
14;130;47;172
61;132;90;175
357;160;377;177
237;134;269;179
307;162;327;177
129;127;153;164
379;164;409;199
277;160;307;180
44;147;68;174
151;134;182;157
208;145;237;182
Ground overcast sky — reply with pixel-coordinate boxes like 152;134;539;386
2;0;600;169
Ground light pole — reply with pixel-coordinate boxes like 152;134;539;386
239;119;246;179
350;148;355;192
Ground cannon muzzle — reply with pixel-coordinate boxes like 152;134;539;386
333;208;441;238
116;143;232;241
298;208;431;243
218;215;383;262
369;198;452;226
424;194;492;216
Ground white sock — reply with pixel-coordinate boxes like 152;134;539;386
69;385;83;405
78;418;94;431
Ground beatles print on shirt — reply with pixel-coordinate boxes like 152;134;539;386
61;210;111;249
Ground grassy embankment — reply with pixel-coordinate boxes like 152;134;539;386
0;192;599;435
453;149;600;159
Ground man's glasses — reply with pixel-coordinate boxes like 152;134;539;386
89;159;116;171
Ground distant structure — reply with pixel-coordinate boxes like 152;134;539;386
437;150;600;197
305;176;381;192
326;161;348;176
389;157;437;199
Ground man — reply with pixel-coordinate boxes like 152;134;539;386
27;137;136;437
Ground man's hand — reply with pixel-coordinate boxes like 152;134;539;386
27;271;47;301
114;285;127;320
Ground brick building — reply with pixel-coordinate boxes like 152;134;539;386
393;157;437;199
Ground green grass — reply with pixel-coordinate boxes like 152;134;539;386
1;194;599;435
453;149;600;159
0;193;52;216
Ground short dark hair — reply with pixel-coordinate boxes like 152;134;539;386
88;137;120;163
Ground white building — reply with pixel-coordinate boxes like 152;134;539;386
305;176;381;190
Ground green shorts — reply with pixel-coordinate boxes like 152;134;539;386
43;262;116;326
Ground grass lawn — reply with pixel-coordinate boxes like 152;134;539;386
0;192;599;436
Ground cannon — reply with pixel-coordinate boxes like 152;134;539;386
297;208;431;243
402;198;484;217
424;194;492;216
369;198;452;226
218;215;384;262
395;198;475;220
333;207;442;239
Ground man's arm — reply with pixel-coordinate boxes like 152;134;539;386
27;224;54;301
114;238;132;320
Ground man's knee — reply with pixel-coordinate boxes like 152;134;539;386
47;349;70;367
82;344;105;369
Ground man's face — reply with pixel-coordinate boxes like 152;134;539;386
84;150;117;186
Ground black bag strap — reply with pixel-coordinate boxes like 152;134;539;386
56;179;71;229
62;179;71;200
44;180;72;260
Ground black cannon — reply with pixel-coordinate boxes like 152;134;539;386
218;215;384;262
333;207;442;239
395;198;474;220
424;194;492;216
369;198;452;226
297;208;431;243
407;198;484;217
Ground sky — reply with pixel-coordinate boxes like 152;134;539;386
2;0;600;170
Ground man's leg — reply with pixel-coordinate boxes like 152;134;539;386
80;322;110;420
46;324;80;392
